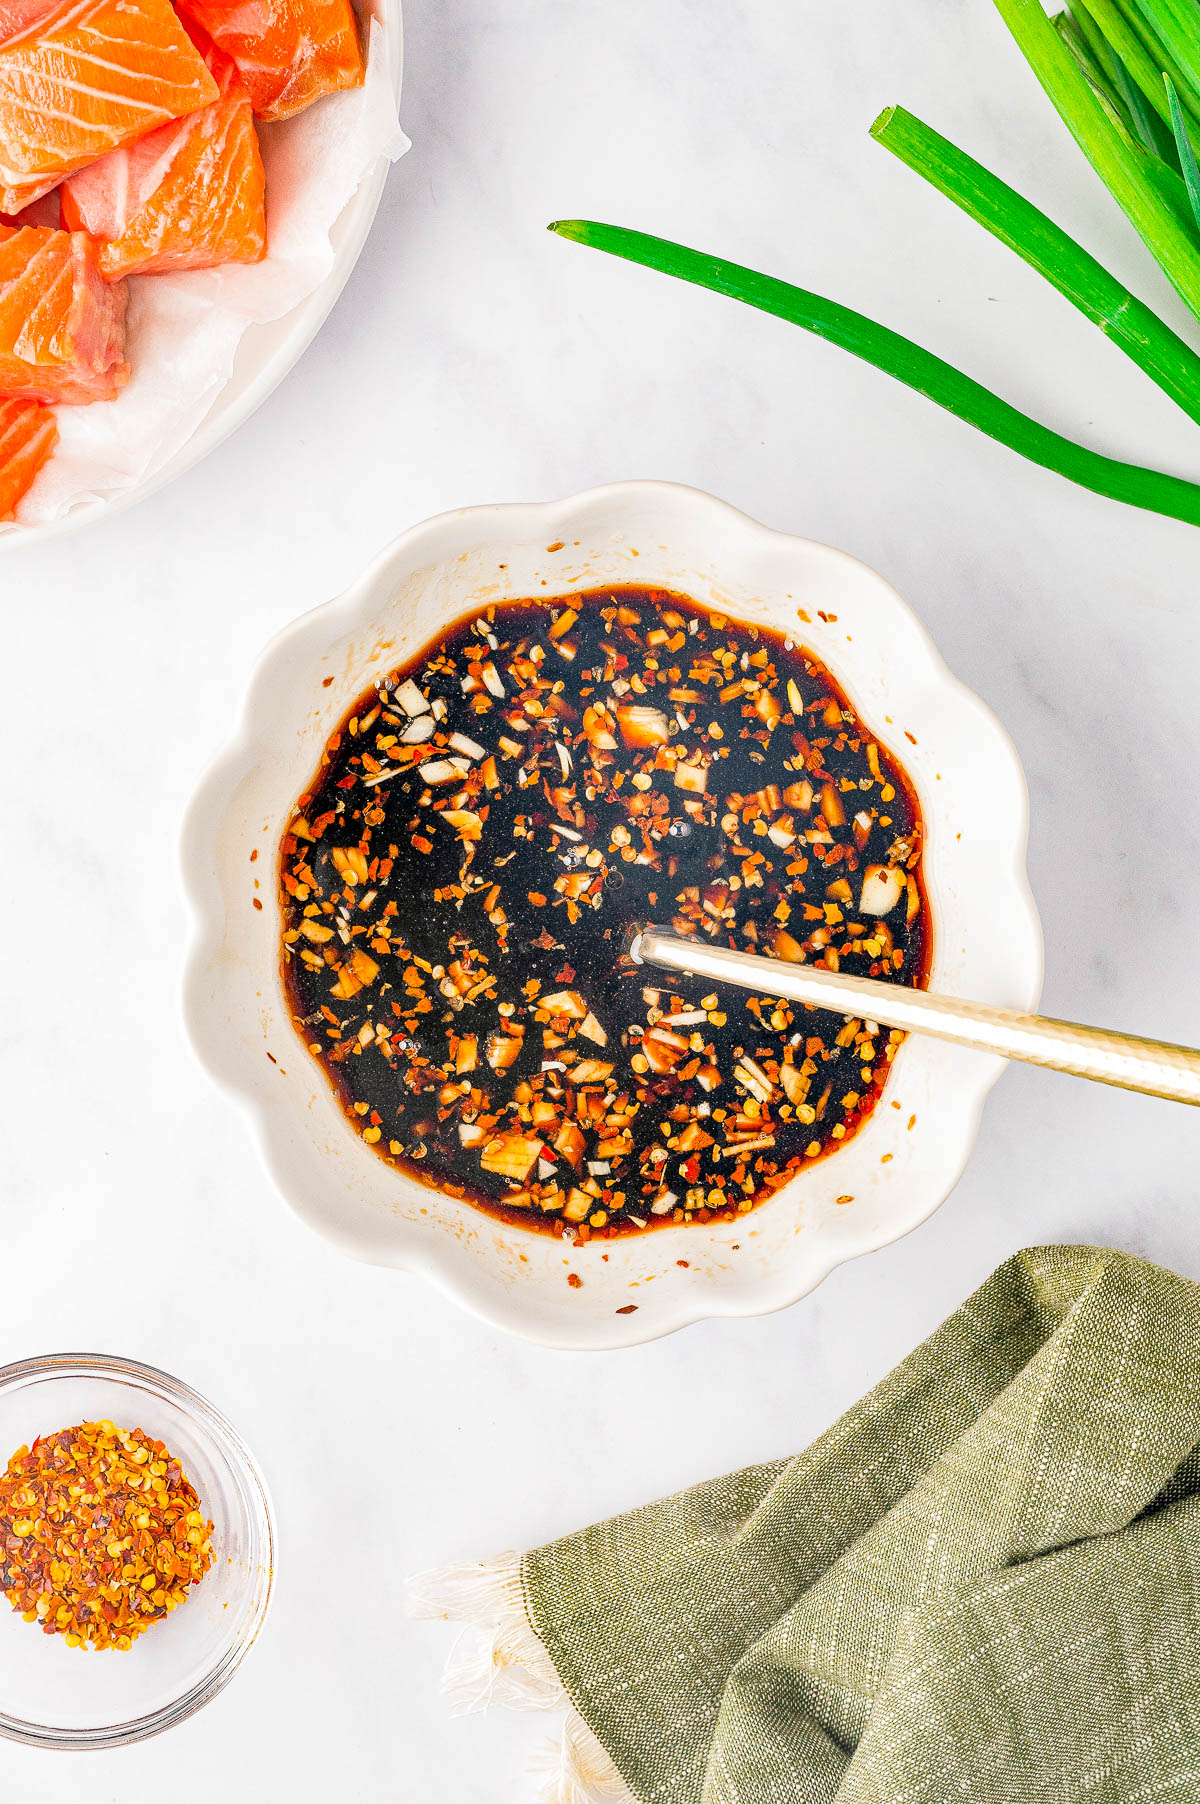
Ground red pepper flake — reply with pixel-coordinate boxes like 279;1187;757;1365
0;1423;214;1652
615;1304;638;1315
566;1272;582;1289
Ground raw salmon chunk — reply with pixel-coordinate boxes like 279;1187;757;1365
0;396;55;517
174;0;364;122
0;224;128;401
61;49;267;278
0;0;220;214
1;188;61;229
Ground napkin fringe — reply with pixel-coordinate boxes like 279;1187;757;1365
529;1713;640;1803
405;1552;637;1804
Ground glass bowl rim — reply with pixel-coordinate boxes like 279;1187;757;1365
0;1350;275;1750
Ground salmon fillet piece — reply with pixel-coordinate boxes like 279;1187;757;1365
0;395;55;517
0;0;220;214
1;188;61;228
174;0;364;122
61;48;267;278
0;224;128;401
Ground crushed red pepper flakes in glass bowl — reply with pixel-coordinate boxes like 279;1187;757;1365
0;1354;273;1748
1;1421;215;1652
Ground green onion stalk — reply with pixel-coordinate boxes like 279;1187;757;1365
549;0;1200;527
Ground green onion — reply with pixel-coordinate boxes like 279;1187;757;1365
992;0;1200;316
1052;15;1151;160
1056;7;1127;117
870;105;1200;424
1165;71;1200;231
1065;1;1178;157
548;219;1200;526
1075;0;1199;128
1111;0;1196;104
1129;0;1200;107
1125;124;1198;232
1109;51;1181;162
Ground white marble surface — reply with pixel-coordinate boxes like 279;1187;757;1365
2;1;1200;1797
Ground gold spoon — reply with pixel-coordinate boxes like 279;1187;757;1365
628;926;1200;1107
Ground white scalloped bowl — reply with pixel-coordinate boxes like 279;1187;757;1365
182;483;1042;1348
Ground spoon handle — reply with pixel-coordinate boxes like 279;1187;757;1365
631;927;1200;1108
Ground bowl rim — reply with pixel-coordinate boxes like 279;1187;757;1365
0;1351;275;1750
0;0;405;552
182;480;1044;1347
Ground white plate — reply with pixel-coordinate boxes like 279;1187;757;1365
4;0;403;549
183;482;1043;1348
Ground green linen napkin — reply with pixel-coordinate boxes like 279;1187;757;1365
413;1245;1200;1802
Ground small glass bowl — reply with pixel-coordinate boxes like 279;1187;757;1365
0;1353;274;1748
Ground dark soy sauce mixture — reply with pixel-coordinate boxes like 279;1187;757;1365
279;588;930;1241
